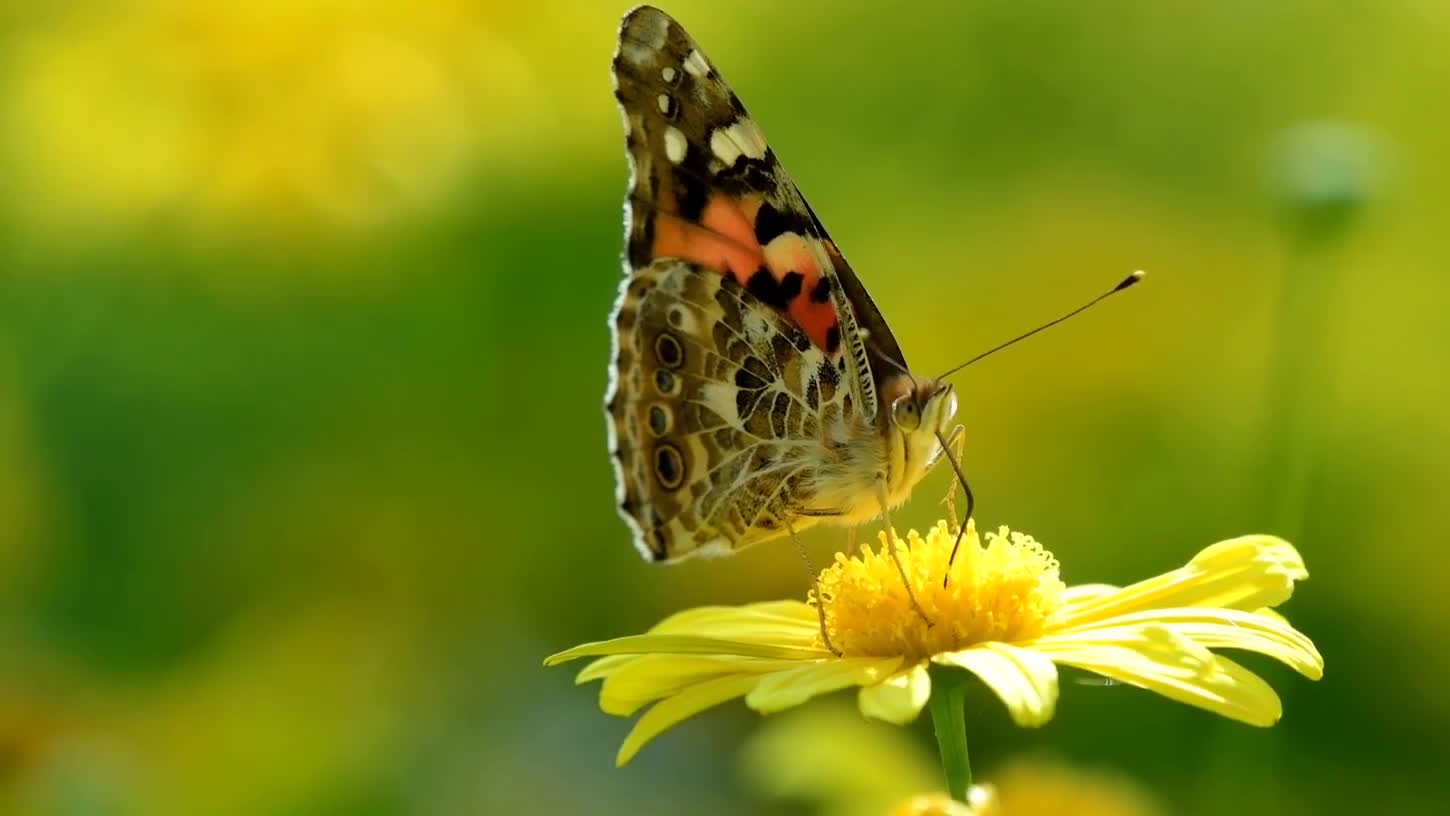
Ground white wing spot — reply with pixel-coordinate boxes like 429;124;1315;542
635;11;669;49
710;129;742;165
663;126;688;164
730;119;768;159
657;94;672;114
620;42;649;64
710;119;769;165
661;66;677;82
684;49;711;77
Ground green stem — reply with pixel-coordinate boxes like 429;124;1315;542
928;672;971;802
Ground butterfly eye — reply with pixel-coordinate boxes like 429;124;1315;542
891;395;921;431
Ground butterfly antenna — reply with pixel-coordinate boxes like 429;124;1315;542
934;429;975;587
936;271;1145;381
875;348;919;392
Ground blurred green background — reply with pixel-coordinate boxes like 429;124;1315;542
0;1;1446;814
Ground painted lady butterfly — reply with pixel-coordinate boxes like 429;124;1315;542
604;3;963;621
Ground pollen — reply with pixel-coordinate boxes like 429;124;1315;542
813;520;1065;661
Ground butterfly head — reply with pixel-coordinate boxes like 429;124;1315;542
888;377;958;437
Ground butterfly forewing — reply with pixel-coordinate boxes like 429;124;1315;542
607;6;931;562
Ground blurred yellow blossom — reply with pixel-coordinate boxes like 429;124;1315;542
0;0;594;236
744;705;1164;816
546;519;1322;765
889;762;1164;816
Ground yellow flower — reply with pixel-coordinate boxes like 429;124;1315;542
545;520;1323;766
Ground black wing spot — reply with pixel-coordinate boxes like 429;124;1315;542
654;332;685;368
676;176;709;221
825;325;841;355
779;271;803;300
745;267;801;311
810;276;833;304
734;367;765;389
648;405;671;435
654;443;686;490
753;201;794;245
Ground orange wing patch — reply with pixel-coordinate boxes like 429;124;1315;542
651;191;842;355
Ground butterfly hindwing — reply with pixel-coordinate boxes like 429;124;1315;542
607;258;853;560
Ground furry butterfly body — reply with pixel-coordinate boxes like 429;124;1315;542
605;6;960;562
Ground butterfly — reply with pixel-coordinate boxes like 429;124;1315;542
604;6;962;593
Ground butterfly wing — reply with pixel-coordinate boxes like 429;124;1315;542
611;5;908;417
608;257;847;560
606;6;910;560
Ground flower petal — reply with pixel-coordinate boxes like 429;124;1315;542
746;657;903;715
617;672;763;766
599;654;805;716
576;654;634;684
1036;624;1285;726
651;601;821;645
544;633;829;666
1062;583;1121;607
1057;535;1307;627
1044;607;1323;680
858;663;932;724
934;643;1059;727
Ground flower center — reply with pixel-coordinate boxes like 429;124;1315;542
812;520;1065;661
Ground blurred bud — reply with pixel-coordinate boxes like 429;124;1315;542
887;788;988;816
1270;120;1388;246
975;758;1164;816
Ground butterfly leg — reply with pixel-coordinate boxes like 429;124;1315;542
876;483;933;626
845;525;858;555
785;519;841;656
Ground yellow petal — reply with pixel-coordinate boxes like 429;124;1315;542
745;657;903;714
1062;583;1121;608
544;633;828;666
651;600;821;645
1036;625;1285;726
576;654;634;684
1045;607;1323;680
1058;535;1307;628
600;654;805;716
858;663;932;724
934;643;1059;727
617;672;763;766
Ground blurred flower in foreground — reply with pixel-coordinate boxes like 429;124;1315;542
546;519;1323;765
741;704;943;816
963;758;1164;816
742;704;1164;816
890;758;1164;816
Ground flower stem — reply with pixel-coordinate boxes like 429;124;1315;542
928;672;971;802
